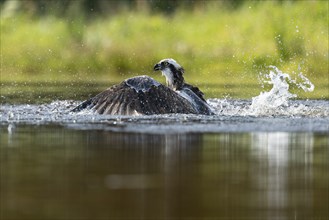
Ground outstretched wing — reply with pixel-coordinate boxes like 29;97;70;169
71;76;198;115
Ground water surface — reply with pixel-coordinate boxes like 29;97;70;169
1;67;328;219
1;126;328;220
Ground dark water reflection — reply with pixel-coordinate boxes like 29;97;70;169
1;125;328;220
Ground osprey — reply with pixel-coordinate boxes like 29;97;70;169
72;58;214;115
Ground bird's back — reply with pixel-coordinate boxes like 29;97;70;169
183;83;206;102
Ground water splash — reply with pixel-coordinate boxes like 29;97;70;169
207;66;321;117
294;73;315;92
249;66;314;115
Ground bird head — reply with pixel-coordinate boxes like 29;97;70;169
153;58;185;89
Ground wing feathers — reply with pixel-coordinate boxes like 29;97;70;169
72;76;210;115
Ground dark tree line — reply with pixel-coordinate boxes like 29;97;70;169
1;0;253;17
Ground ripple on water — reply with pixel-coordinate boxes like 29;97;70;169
1;66;328;133
1;99;328;133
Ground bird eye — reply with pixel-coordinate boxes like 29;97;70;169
163;61;169;66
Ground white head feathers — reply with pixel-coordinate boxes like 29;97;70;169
160;58;182;70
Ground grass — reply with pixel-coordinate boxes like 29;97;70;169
1;1;328;101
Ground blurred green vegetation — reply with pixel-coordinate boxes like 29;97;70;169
1;0;328;100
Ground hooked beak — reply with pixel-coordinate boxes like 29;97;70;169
153;63;161;71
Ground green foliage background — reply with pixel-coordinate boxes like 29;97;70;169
1;0;328;100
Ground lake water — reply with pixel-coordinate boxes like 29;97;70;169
1;123;328;220
1;67;329;219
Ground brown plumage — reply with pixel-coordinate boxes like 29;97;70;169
72;59;214;115
71;76;198;115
